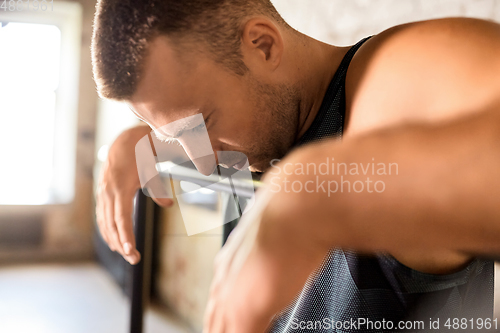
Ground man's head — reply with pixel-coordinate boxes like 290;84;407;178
92;0;305;173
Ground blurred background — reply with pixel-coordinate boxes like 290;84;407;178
0;0;499;332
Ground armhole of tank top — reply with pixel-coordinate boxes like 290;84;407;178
494;261;499;319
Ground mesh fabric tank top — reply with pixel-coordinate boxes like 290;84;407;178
266;37;494;333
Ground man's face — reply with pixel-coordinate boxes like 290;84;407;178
128;36;299;173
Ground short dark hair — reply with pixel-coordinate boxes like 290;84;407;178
91;0;289;100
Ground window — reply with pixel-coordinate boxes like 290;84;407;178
0;2;82;205
0;22;60;205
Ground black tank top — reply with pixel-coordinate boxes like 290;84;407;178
267;37;494;333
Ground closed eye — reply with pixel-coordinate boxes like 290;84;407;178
153;130;178;144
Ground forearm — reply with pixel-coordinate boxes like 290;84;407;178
112;124;152;147
263;106;500;258
112;124;186;164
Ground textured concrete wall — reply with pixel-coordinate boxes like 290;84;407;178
272;0;500;45
156;188;223;332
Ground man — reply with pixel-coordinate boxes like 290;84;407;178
91;0;500;332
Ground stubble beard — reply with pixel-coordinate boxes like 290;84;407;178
246;79;300;173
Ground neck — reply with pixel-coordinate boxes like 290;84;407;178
290;34;350;141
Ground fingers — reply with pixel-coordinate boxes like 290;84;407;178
146;174;174;207
96;175;173;265
115;194;142;265
204;240;245;333
203;191;276;333
151;197;174;207
210;307;226;333
103;193;124;255
96;189;111;248
96;182;141;265
203;297;217;333
203;298;226;333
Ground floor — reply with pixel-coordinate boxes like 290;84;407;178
0;262;497;333
0;263;192;333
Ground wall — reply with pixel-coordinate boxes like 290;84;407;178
156;185;224;332
273;0;500;45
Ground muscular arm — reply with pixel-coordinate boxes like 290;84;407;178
203;103;500;333
207;103;500;332
262;101;500;273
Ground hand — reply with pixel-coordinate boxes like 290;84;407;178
203;189;275;333
96;126;174;265
203;178;327;333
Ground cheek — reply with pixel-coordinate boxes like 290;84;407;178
210;106;252;142
210;85;265;148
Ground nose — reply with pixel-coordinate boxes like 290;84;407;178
177;132;217;176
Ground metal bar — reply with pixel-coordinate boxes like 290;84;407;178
158;161;263;199
129;190;155;333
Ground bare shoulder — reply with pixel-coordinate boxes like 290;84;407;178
344;18;500;137
365;17;500;69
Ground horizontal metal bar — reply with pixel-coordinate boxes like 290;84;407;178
158;161;263;199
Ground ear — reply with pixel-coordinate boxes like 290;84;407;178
241;18;284;71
